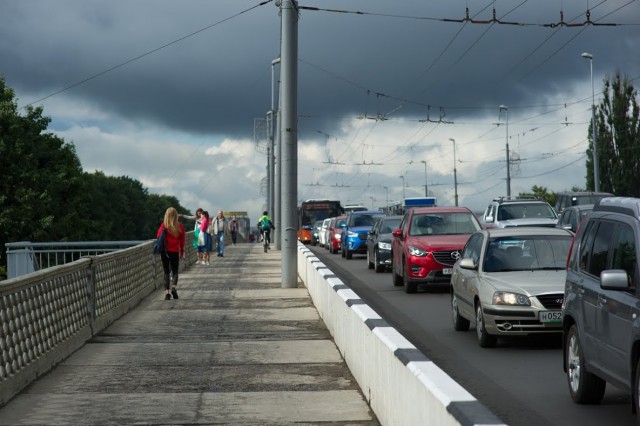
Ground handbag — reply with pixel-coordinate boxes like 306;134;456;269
153;229;168;256
197;228;205;246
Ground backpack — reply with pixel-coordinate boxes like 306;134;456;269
153;228;168;256
261;218;272;231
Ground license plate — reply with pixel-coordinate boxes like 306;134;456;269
539;311;562;323
442;268;453;275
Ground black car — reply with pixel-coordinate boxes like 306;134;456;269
366;215;402;272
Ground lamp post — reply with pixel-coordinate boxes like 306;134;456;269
449;139;458;206
581;52;600;192
399;175;405;199
420;160;428;197
269;57;281;222
499;105;511;197
383;186;389;210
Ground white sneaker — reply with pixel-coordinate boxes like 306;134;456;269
206;261;210;266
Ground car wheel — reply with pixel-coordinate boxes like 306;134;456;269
392;258;403;286
403;260;417;294
566;324;606;403
346;250;353;259
475;302;497;348
367;249;374;269
451;291;470;331
374;250;384;273
341;244;346;258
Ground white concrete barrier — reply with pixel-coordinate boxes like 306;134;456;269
298;244;506;426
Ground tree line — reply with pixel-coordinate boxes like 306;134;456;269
0;77;190;279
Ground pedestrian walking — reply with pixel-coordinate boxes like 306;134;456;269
212;210;227;257
156;207;185;300
198;211;211;265
179;208;204;263
229;215;239;245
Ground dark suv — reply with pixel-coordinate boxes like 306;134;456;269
562;197;640;415
554;191;613;214
341;210;384;259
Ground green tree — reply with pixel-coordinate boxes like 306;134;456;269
0;76;86;275
519;185;555;206
0;77;191;279
587;72;640;195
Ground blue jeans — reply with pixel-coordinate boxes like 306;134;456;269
216;232;224;254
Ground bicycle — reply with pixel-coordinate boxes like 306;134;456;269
262;229;271;253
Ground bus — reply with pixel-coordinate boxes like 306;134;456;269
298;199;343;244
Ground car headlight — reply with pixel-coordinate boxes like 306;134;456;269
347;231;358;237
493;291;531;306
378;242;391;250
408;246;428;257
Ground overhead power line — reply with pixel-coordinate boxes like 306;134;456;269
22;0;273;109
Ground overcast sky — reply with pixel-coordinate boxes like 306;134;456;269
2;0;639;221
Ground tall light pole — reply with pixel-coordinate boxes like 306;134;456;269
499;105;511;197
383;186;389;210
420;160;428;197
581;52;600;192
269;57;280;225
399;175;405;199
449;139;458;206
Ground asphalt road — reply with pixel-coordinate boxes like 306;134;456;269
307;244;636;426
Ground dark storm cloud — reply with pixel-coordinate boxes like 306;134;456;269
2;0;638;136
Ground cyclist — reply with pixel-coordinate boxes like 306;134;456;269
257;211;274;247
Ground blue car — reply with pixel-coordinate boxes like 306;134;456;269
341;210;385;259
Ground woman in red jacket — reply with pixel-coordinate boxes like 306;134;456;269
157;207;186;300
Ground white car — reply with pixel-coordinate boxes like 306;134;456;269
318;218;332;248
450;227;573;347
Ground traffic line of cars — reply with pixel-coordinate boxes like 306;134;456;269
312;194;640;418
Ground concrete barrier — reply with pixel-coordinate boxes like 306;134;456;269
298;244;506;426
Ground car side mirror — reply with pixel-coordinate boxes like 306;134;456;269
600;270;630;290
392;229;402;239
459;258;476;270
485;216;493;223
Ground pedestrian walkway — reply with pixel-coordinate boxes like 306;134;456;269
0;244;378;425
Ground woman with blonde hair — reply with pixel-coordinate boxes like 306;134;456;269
156;207;186;300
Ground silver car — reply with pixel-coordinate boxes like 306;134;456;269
481;197;558;229
450;227;573;347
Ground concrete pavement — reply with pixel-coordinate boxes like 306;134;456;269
0;244;379;425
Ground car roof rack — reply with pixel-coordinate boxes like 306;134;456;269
594;197;640;218
492;196;539;203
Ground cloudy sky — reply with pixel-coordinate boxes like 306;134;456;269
2;1;639;221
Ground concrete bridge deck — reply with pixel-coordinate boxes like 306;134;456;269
0;244;378;425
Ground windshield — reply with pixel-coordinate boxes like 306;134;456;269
483;235;572;272
379;218;401;234
497;203;557;220
409;212;481;236
348;213;384;227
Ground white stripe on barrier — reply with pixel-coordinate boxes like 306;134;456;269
351;304;382;322
372;326;415;352
408;361;477;406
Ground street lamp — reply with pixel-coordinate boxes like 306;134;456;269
383;186;389;210
499;105;511;197
420;160;428;197
399;175;405;199
581;52;600;192
449;138;458;207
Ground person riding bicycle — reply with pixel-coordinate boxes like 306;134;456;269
257;211;274;246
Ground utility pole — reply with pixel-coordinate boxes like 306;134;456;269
449;138;458;207
499;105;511;197
279;0;298;288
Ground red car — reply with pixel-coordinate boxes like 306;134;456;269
391;206;482;293
326;215;347;254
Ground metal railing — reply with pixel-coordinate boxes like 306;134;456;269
0;233;196;407
5;241;146;279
